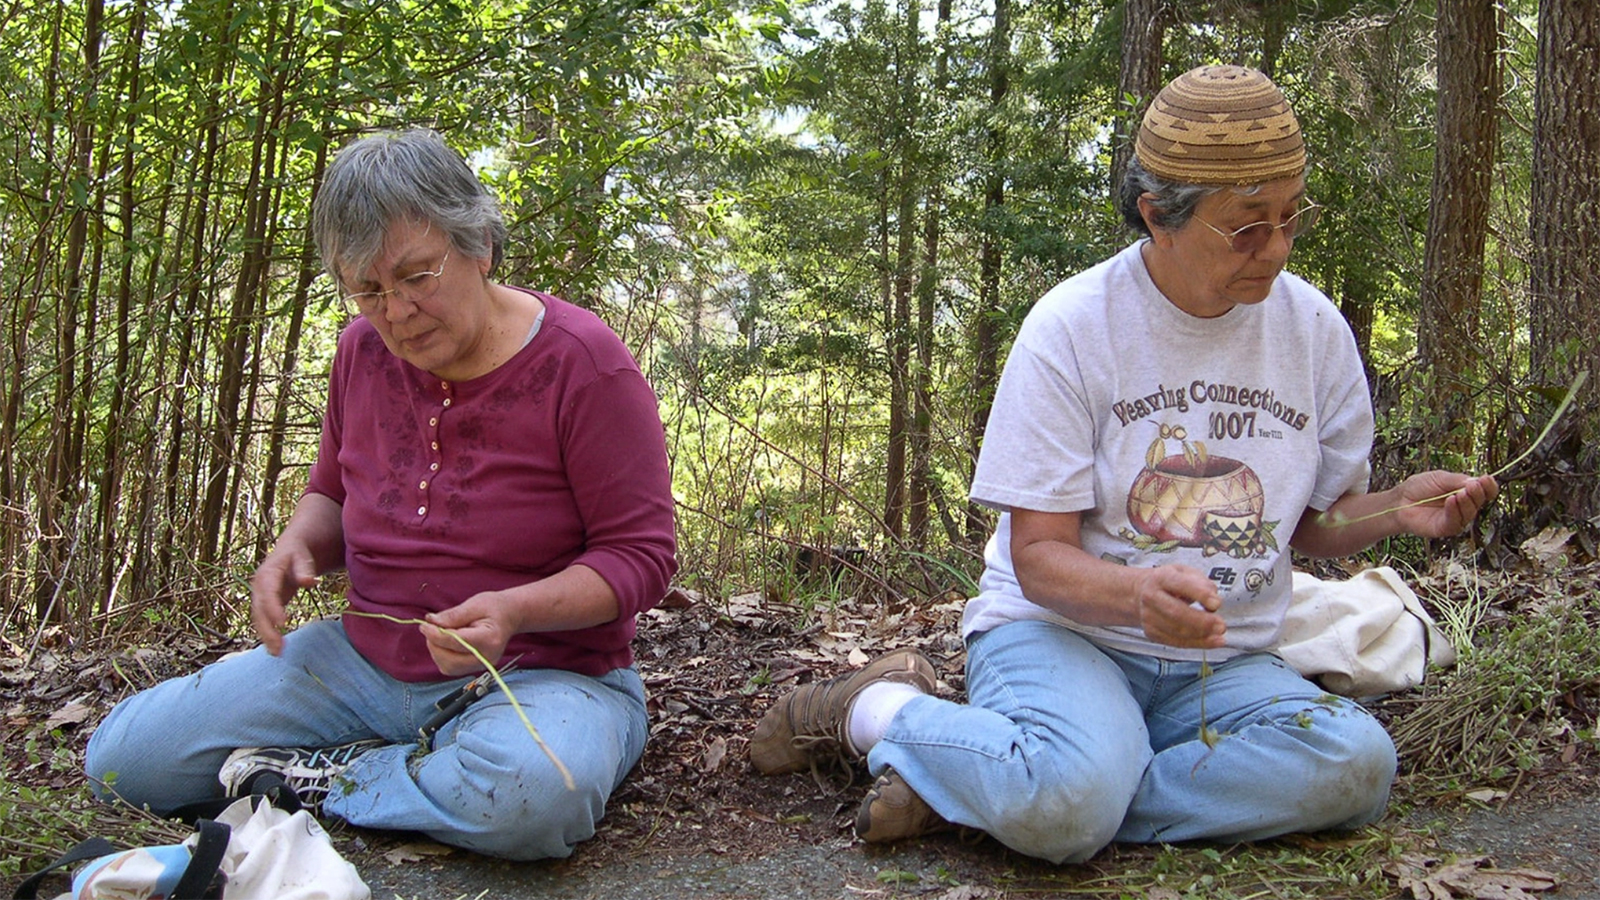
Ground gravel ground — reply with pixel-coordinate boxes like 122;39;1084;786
1410;790;1600;900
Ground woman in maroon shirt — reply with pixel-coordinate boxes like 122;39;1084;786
86;128;678;860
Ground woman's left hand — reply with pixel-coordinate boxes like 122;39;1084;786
421;591;516;677
1393;471;1499;538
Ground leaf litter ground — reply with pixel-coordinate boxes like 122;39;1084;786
4;566;1598;899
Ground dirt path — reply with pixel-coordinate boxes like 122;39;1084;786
343;789;1600;900
1408;791;1600;899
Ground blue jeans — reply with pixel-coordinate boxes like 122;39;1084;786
867;619;1396;863
85;620;648;861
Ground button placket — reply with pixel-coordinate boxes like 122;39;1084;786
418;380;453;520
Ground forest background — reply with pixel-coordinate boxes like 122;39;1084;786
3;0;1600;892
3;0;1599;699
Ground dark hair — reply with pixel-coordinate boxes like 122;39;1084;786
1118;156;1258;237
313;128;509;282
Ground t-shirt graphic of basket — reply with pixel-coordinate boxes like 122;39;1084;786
1124;427;1278;558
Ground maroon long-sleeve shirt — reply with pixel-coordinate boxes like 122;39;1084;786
306;292;677;682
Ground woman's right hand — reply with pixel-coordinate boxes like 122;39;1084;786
249;540;320;655
248;492;344;655
1133;565;1227;650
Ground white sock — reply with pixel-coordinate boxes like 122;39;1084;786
847;681;925;754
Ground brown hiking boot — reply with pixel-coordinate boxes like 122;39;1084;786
749;649;935;776
855;768;953;843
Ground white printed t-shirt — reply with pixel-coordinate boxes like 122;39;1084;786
965;240;1374;662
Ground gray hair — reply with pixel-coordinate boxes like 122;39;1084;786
1118;157;1260;237
312;128;509;283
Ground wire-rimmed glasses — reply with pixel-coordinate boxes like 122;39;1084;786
1195;203;1323;254
342;248;450;312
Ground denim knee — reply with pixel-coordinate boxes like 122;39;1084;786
1328;714;1397;827
983;757;1136;864
431;734;610;861
441;800;602;861
1292;702;1398;831
83;691;208;812
83;702;131;802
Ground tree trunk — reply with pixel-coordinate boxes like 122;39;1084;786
95;0;150;612
163;82;221;588
884;0;921;541
908;0;951;550
261;161;330;558
1527;0;1600;521
966;0;1010;547
1419;0;1499;456
125;152;178;606
1111;0;1168;196
1339;277;1375;380
36;0;103;623
1257;2;1291;79
200;4;270;568
225;5;298;558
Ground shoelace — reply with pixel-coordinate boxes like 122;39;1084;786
789;733;861;790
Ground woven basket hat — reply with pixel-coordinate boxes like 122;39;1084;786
1135;65;1305;185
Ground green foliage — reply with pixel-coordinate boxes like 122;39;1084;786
0;735;187;881
1389;584;1600;791
0;0;1587;640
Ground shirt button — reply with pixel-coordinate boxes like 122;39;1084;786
430;462;439;471
417;506;427;516
440;381;449;390
431;441;439;450
419;480;428;490
442;398;452;407
429;417;438;427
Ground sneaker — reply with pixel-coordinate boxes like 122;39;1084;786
855;768;952;843
218;739;385;813
749;649;935;776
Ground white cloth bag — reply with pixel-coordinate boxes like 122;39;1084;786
1276;566;1457;697
51;797;369;900
206;797;371;900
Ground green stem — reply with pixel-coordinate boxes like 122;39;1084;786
1318;370;1587;530
1198;650;1219;748
345;610;576;791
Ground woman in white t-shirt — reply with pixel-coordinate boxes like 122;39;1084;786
749;65;1496;863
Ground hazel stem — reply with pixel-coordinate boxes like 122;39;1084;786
344;610;576;790
1318;370;1587;530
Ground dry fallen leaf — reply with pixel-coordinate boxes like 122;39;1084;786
1519;526;1573;569
723;592;768;627
383;841;454;866
659;586;700;609
42;700;91;731
932;886;997;900
703;735;727;773
1388;853;1558;899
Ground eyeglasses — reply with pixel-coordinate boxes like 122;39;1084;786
342;248;450;312
1194;203;1323;254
